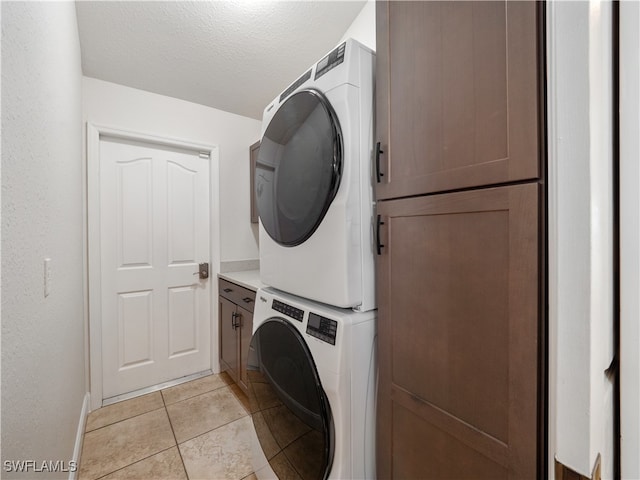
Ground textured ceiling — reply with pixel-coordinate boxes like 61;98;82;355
76;1;366;119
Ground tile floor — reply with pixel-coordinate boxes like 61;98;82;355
78;372;257;480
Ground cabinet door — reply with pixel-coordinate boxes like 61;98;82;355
219;296;238;382
376;183;540;478
376;1;541;199
237;305;254;393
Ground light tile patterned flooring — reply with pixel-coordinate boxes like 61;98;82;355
78;372;257;480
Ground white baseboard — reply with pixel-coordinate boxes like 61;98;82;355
69;392;90;480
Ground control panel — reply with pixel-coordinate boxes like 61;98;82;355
315;42;346;80
272;299;304;322
306;313;337;345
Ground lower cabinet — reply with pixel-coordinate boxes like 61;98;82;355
376;183;541;478
219;278;255;394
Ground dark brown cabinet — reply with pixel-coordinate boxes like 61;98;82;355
219;278;255;394
375;1;540;200
376;184;540;478
375;1;544;478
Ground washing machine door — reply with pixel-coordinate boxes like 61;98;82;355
256;89;342;247
247;318;334;480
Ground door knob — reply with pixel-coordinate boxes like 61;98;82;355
193;262;209;279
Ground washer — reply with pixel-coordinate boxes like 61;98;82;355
247;287;376;480
255;38;375;312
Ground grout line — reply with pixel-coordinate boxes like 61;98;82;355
163;382;235;408
91;445;177;480
82;374;240;480
160;383;185;477
87;388;179;433
165;397;190;480
175;413;249;446
227;385;251;414
85;405;166;434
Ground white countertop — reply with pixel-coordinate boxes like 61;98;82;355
218;270;264;291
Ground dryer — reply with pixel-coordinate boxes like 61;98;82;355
255;38;375;312
247;287;376;480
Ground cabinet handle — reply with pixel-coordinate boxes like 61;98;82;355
375;142;385;183
376;214;385;255
223;288;233;293
231;312;239;330
243;297;254;304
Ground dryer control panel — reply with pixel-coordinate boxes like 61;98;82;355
315;42;346;80
306;313;337;345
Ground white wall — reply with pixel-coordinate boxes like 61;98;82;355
1;2;86;477
82;77;262;263
340;0;375;51
620;1;640;477
548;1;615;477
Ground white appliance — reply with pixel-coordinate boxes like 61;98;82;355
247;287;376;480
255;38;376;312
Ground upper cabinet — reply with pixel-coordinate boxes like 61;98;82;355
375;1;541;200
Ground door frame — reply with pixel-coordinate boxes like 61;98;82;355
547;2;617;477
86;123;220;411
619;2;640;477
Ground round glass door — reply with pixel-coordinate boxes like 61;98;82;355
247;319;334;479
255;89;342;246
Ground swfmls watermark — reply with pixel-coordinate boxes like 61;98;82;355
3;460;78;473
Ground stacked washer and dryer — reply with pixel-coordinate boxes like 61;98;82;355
247;39;377;480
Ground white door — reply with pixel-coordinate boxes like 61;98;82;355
99;137;210;399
